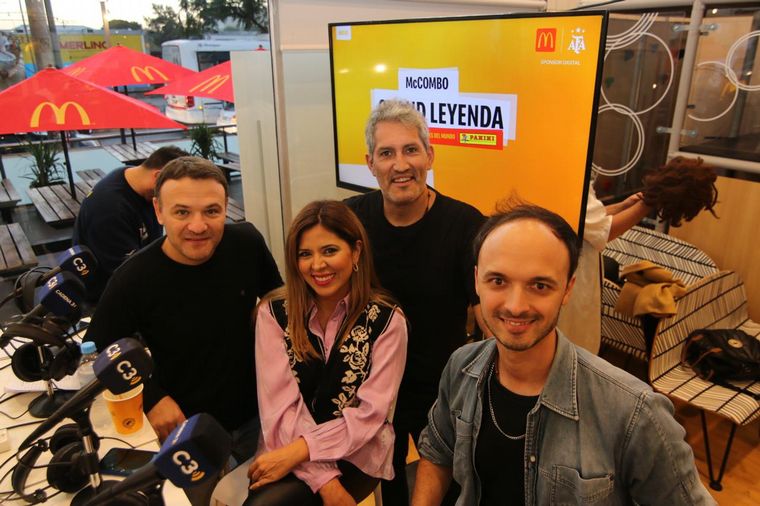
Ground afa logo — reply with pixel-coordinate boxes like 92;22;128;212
535;28;556;52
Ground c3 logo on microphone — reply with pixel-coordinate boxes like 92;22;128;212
116;360;141;385
173;450;206;482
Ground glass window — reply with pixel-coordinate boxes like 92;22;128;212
680;5;760;163
592;10;690;201
197;51;230;71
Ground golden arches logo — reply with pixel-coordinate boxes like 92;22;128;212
189;74;229;94
30;102;91;128
536;28;556;52
66;67;86;77
130;66;168;82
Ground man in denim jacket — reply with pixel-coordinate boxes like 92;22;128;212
412;205;714;505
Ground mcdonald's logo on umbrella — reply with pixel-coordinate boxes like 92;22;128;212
147;60;234;103
63;46;193;86
189;74;230;95
30;101;91;128
67;67;86;78
131;66;169;82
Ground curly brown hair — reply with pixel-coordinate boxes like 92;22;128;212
641;156;719;227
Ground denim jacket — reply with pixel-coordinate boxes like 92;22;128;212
417;333;715;505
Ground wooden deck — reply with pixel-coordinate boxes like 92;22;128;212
76;168;106;186
27;181;93;228
103;142;158;165
0;179;21;222
0;223;38;276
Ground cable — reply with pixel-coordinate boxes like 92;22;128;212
99;436;137;449
0;419;43;431
0;408;29;421
0;393;23;406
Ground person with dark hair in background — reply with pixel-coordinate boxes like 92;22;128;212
412;204;714;506
246;200;407;506
85;157;283;505
73;145;189;302
345;99;484;505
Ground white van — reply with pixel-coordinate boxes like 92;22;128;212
161;36;269;124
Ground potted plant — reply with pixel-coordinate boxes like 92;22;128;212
23;139;65;188
189;124;221;161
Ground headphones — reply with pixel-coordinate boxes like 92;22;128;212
11;423;98;503
12;269;46;315
0;317;81;383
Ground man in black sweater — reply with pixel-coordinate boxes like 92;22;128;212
85;157;282;505
346;99;484;505
73;145;188;302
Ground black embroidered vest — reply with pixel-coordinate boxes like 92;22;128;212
269;299;395;424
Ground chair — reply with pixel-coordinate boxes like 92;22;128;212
600;226;720;362
649;270;760;491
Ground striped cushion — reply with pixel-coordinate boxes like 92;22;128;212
604;226;718;286
650;271;760;426
601;279;648;359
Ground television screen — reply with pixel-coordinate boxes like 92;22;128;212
329;12;607;232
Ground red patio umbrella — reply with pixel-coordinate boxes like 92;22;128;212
146;60;233;103
0;68;184;197
63;45;194;87
64;45;195;149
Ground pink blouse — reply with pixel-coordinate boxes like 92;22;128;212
255;296;408;493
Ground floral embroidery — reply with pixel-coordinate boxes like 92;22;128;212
331;304;382;417
282;324;302;383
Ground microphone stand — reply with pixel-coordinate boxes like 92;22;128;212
28;345;75;418
70;408;164;506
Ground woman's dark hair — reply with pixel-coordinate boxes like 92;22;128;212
642;156;718;227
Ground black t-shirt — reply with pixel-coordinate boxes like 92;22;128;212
345;189;484;420
85;223;283;430
475;366;538;506
72;167;162;302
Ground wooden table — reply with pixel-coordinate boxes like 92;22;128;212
0;179;21;223
102;142;159;165
226;197;245;223
217;151;240;164
76;169;106;186
27;181;93;228
0;223;38;275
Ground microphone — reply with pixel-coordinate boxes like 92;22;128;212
19;338;153;450
37;245;98;286
23;271;85;324
85;413;232;505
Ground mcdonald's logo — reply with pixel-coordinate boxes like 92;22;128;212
130;65;169;82
536;28;556;52
188;74;229;95
30;101;91;128
66;67;86;77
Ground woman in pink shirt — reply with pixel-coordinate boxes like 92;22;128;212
246;200;408;506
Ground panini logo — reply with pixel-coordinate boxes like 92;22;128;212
459;133;497;146
536;28;557;52
189;74;229;94
130;66;168;82
30;101;91;127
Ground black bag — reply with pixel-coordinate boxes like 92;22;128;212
682;328;760;399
